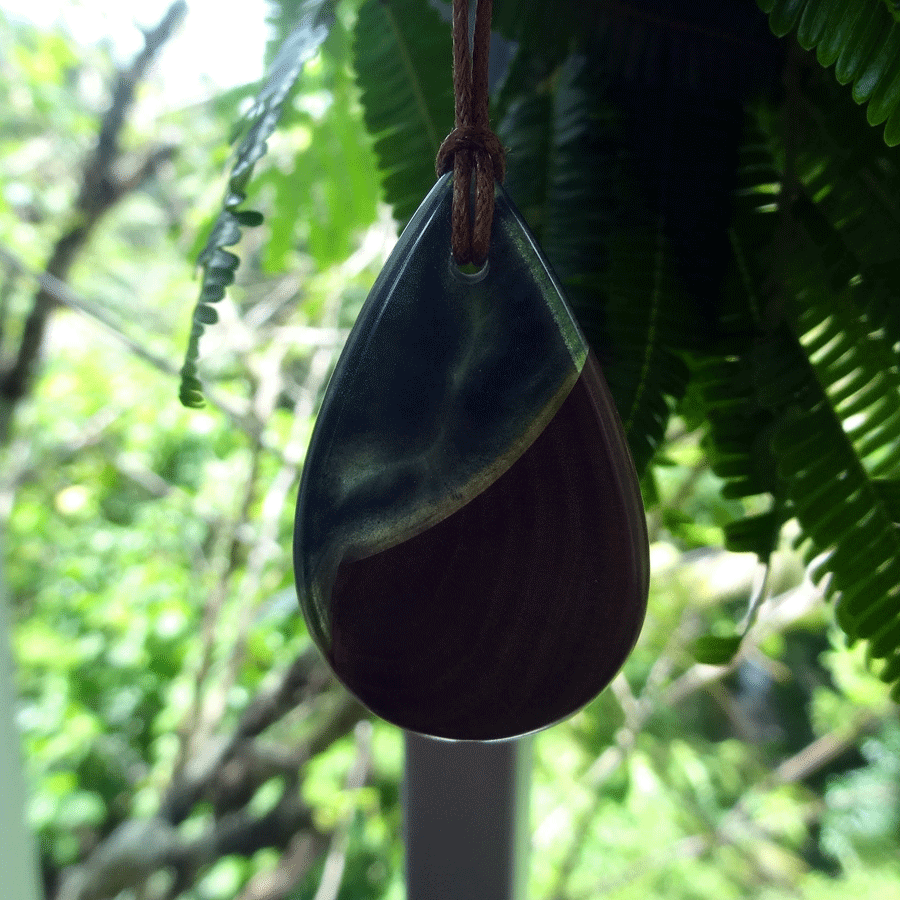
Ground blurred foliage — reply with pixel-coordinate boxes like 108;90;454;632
0;2;899;900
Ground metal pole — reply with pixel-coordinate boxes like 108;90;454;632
403;732;531;900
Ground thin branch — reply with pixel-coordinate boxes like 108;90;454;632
771;711;881;786
6;257;328;461
216;287;345;715
572;709;885;900
56;779;320;900
56;673;365;900
310;722;373;900
174;431;266;777
233;832;327;900
0;246;176;377
86;2;187;203
0;245;259;437
160;648;364;824
545;574;829;900
0;2;186;424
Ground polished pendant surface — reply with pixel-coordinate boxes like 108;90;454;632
294;173;649;740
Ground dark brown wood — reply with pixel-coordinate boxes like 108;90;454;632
326;354;648;740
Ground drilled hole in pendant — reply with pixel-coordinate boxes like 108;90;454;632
450;256;489;284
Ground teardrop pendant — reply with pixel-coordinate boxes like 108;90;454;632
294;173;648;741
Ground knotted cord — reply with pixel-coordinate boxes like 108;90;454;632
435;0;506;266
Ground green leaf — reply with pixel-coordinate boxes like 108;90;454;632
254;15;381;272
768;0;806;37
759;0;900;145
601;227;692;474
787;75;900;353
724;511;782;558
797;0;844;48
179;0;334;407
353;0;453;228
872;479;900;523
492;0;604;61
232;210;264;227
691;634;743;666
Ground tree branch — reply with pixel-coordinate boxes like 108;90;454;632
235;722;374;900
53;665;365;900
309;722;373;900
160;649;364;824
0;2;186;431
0;246;285;449
56;780;322;900
545;573;830;900
585;708;885;898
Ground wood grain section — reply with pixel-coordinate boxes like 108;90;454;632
327;354;648;740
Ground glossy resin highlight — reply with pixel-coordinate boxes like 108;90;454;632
294;174;649;740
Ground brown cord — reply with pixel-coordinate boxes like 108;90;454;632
435;0;506;266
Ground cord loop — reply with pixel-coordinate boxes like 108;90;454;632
435;0;505;266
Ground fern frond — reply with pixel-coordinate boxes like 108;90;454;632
761;328;900;700
873;478;900;521
790;211;900;482
709;106;900;697
353;0;453;228
498;51;689;473
179;0;334;407
701;310;900;697
790;70;900;348
758;0;900;144
602;227;691;474
691;119;789;562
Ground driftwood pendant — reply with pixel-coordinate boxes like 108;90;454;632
294;173;649;741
